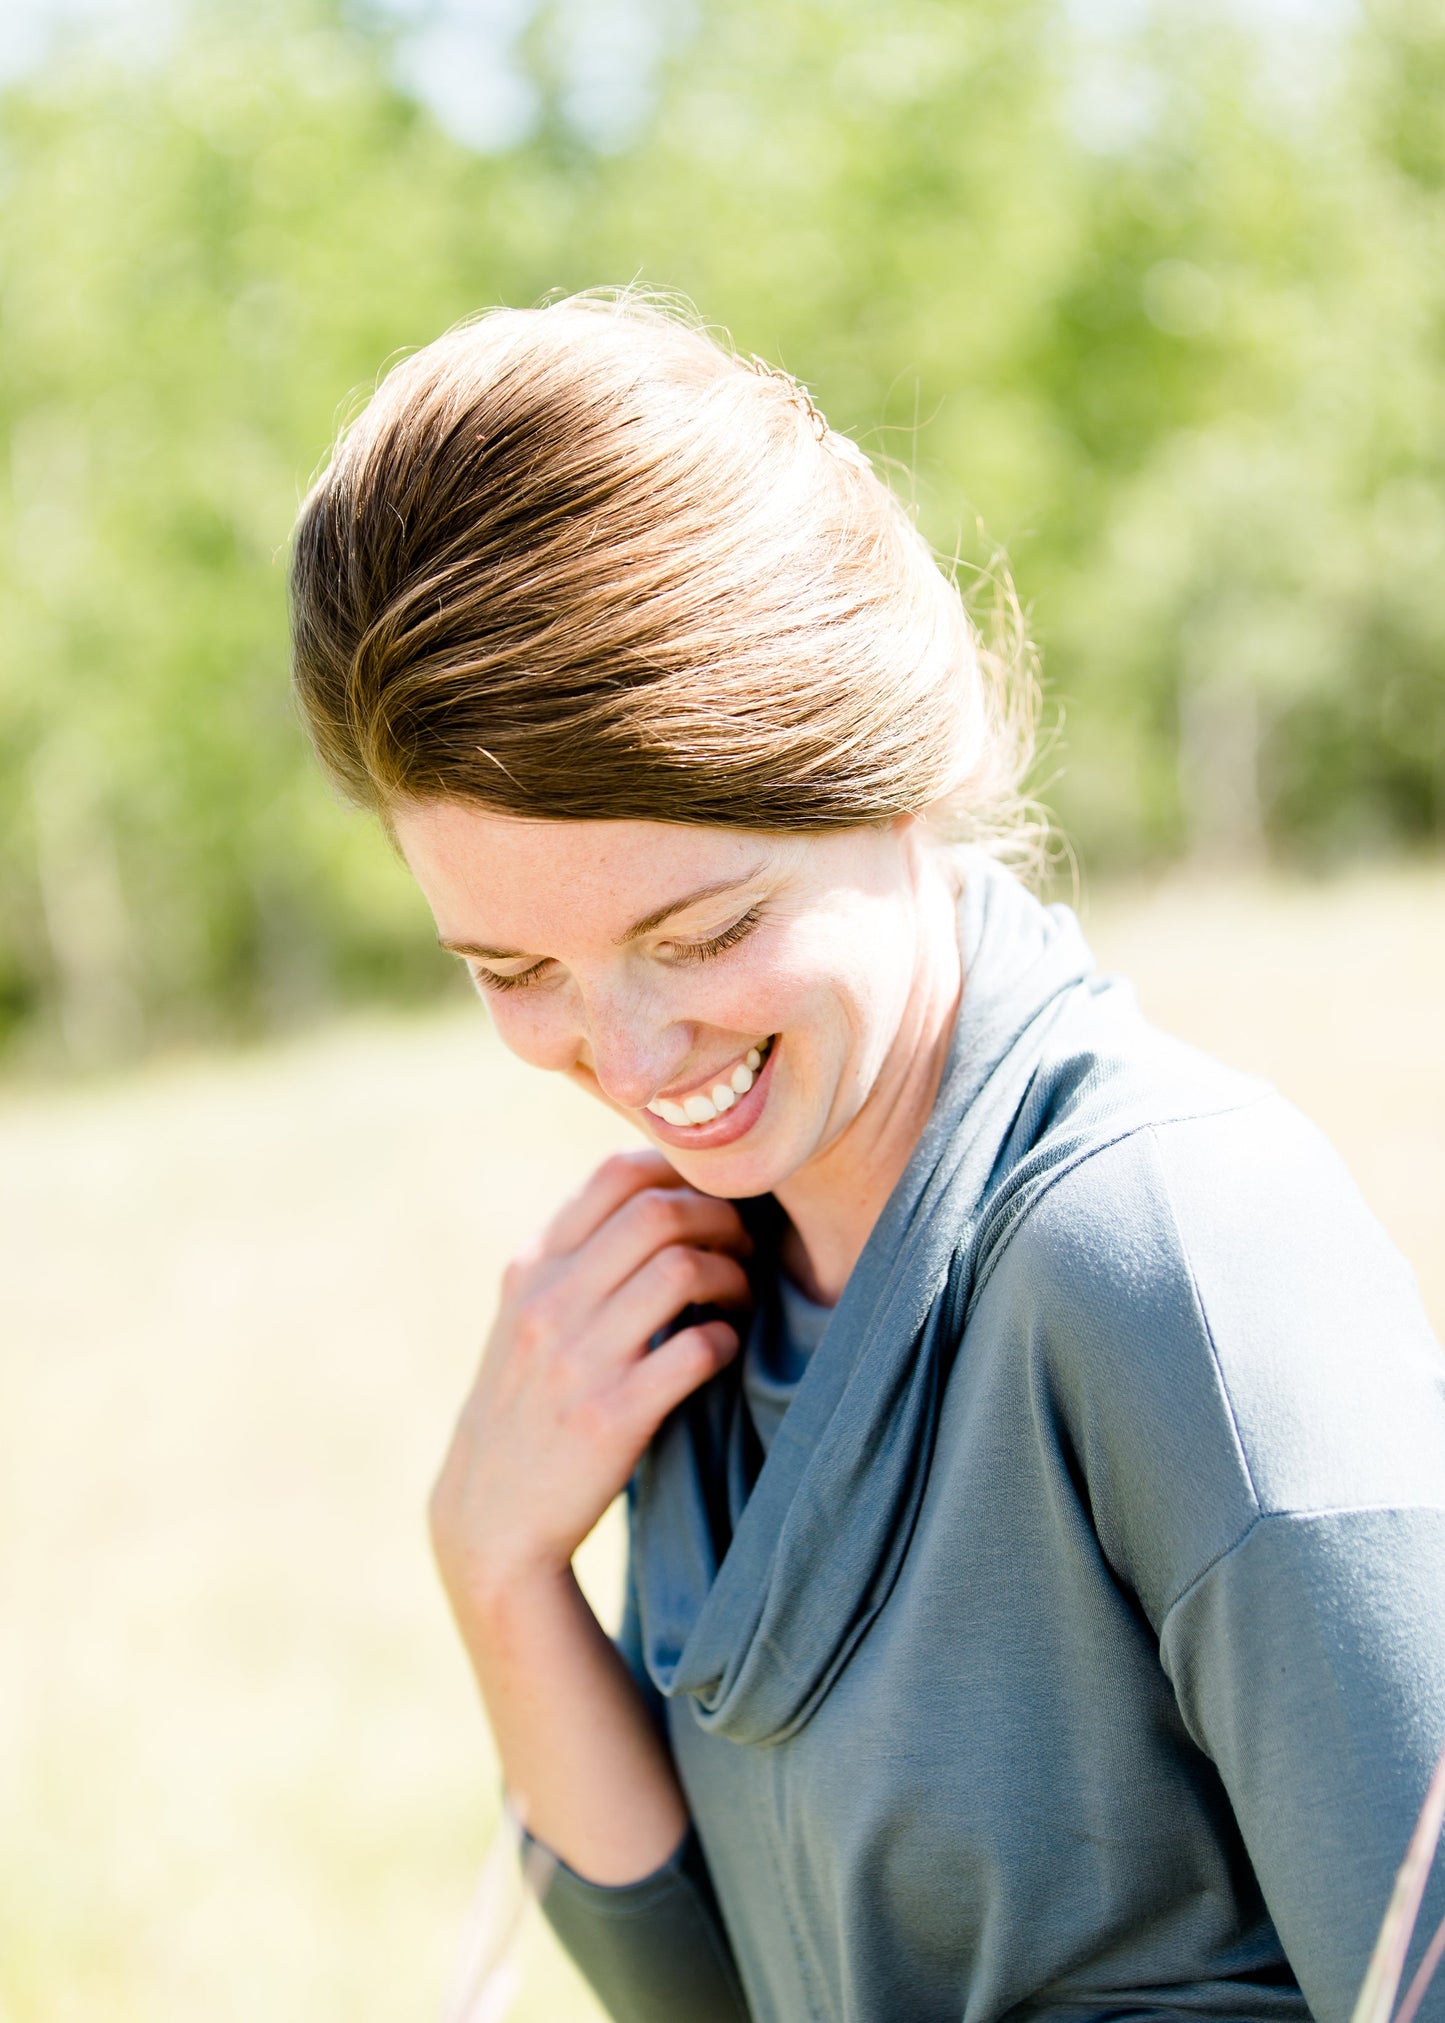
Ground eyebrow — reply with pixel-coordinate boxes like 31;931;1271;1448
437;870;765;963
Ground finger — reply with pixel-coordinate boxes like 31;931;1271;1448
539;1149;686;1258
584;1244;753;1368
617;1320;742;1439
566;1185;753;1313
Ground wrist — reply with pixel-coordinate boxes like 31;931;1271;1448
448;1551;582;1651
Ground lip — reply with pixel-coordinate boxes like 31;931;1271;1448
642;1038;779;1150
652;1036;772;1109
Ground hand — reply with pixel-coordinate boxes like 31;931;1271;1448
429;1149;751;1636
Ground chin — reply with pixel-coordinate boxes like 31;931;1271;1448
661;1141;789;1200
654;1100;824;1201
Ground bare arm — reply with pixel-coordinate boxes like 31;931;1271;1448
429;1150;750;1884
459;1566;685;1880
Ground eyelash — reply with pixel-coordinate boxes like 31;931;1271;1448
670;905;763;965
473;961;549;994
470;906;763;994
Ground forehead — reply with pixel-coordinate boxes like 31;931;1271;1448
391;799;780;949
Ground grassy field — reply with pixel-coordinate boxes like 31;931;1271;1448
2;865;1442;2023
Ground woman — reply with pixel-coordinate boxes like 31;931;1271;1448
289;295;1445;2023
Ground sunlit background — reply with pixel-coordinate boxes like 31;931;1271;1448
1;1;1443;2017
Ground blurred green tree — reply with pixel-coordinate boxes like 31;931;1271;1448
0;0;1441;1066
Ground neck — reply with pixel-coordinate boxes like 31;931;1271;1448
774;864;963;1305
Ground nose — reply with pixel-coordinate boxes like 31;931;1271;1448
587;1031;679;1110
583;995;688;1111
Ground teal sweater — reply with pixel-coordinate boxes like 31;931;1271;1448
537;857;1445;2023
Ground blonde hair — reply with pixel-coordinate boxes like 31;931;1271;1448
289;292;1041;860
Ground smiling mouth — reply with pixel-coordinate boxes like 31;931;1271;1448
644;1036;776;1127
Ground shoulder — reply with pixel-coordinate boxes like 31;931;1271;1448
988;1082;1445;1523
970;1105;1261;1620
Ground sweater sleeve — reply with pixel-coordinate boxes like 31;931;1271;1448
533;1823;751;2023
1160;1505;1445;2023
529;1550;752;2023
1019;1095;1445;2023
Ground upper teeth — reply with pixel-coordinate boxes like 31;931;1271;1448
647;1042;770;1127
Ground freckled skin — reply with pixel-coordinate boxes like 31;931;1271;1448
392;801;963;1303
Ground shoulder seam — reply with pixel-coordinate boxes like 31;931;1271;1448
1147;1121;1265;1519
966;1098;1270;1611
969;1087;1274;1313
1158;1501;1445;1638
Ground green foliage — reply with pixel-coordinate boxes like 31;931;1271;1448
1;0;1442;1065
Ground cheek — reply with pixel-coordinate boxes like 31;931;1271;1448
480;990;577;1072
782;902;898;1002
698;941;820;1038
775;907;912;1064
712;935;865;1079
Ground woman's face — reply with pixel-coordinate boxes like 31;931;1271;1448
392;800;952;1202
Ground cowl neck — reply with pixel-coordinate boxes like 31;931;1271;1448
631;852;1095;1747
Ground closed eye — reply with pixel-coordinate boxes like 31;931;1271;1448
668;906;763;964
466;905;763;992
469;958;553;994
